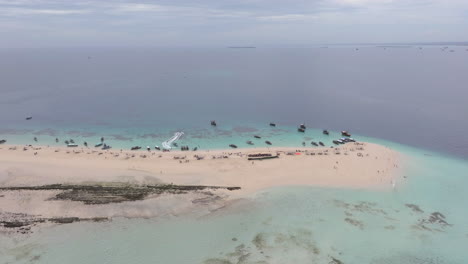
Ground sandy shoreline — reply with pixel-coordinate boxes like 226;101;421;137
0;142;401;233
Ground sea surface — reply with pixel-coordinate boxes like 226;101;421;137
1;46;468;263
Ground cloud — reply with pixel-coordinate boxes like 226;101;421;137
0;7;91;16
257;14;316;21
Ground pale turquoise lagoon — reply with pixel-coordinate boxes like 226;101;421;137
1;131;467;264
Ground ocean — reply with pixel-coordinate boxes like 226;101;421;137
1;46;467;263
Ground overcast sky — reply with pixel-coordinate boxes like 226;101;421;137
1;0;467;48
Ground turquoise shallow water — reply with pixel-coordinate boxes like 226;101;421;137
1;130;468;264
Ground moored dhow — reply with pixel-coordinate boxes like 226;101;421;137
341;131;351;137
269;122;276;127
210;120;217;126
298;128;305;133
311;141;319;146
265;140;272;145
229;144;238;148
0;139;6;144
247;153;279;161
254;135;261;139
323;130;329;135
131;146;141;150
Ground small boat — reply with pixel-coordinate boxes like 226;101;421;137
246;141;254;145
70;139;75;143
254;135;261;139
269;123;276;127
319;142;325;146
299;124;306;129
248;153;279;161
193;147;198;151
131;146;141;150
265;141;272;145
65;140;70;144
155;146;161;150
311;141;318;146
210;120;217;126
337;139;344;144
341;131;351;137
0;139;6;144
26;116;32;120
84;142;88;147
95;143;103;147
333;140;340;145
298;128;305;133
323;130;329;135
229;144;238;148
67;144;78;147
102;144;111;150
147;146;151;151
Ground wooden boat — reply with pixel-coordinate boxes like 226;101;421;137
254;135;261;139
248;154;279;161
229;144;238;148
341;131;351;137
269;123;276;127
102;144;111;150
299;124;306;129
265;141;272;145
298;128;305;133
311;141;318;146
323;130;329;135
210;120;217;126
0;139;6;144
84;142;88;147
319;142;325;146
67;144;78;147
333;140;340;145
155;146;161;150
193;147;198;151
25;116;32;120
131;146;141;150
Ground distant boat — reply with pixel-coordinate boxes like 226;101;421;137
247;153;279;161
84;142;88;147
254;135;261;139
0;139;6;144
65;140;70;145
55;138;59;143
333;140;340;145
25;116;32;120
298;128;305;133
246;140;254;145
311;141;318;146
229;144;238;148
95;143;103;147
193;147;198;151
265;141;272;145
341;131;351;137
147;146;151;151
131;146;141;150
323;130;329;135
299;124;306;129
155;146;161;150
302;142;306;146
102;144;111;150
319;142;325;146
210;120;217;126
269;123;276;127
67;144;78;147
34;137;37;142
70;139;75;143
